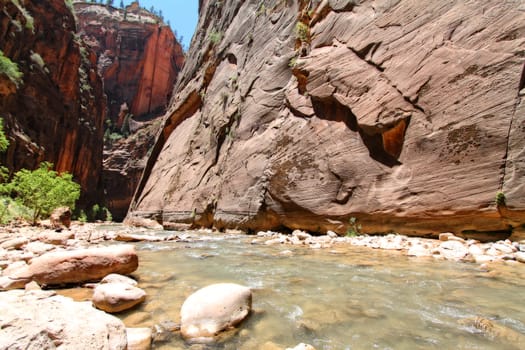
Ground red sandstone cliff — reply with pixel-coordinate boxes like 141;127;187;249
0;0;106;205
74;2;184;124
128;0;525;240
74;2;184;220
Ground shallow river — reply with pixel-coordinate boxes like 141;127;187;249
96;230;525;349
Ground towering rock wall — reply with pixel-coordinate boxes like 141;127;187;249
0;0;106;204
74;2;184;124
128;0;525;239
74;2;184;220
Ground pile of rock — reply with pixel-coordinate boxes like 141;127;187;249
255;230;525;265
0;225;261;349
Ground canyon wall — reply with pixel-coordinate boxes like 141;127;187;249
128;0;525;239
0;0;106;205
74;2;184;124
74;2;184;219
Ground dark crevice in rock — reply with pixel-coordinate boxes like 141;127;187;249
226;53;237;65
349;46;385;72
355;42;382;63
499;67;524;192
196;111;237;188
518;63;525;93
402;95;425;114
311;96;407;167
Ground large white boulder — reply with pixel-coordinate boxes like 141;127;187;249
0;290;127;349
180;283;252;341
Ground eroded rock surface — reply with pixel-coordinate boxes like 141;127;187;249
0;290;127;349
128;0;525;238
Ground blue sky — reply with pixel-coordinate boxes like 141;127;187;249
120;0;198;50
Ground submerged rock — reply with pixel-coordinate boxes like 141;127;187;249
286;344;317;350
180;283;252;342
0;290;127;349
459;316;525;347
126;327;152;350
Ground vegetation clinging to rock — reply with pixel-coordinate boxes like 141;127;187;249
0;50;23;87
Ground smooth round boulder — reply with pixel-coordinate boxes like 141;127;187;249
180;283;252;341
93;282;146;313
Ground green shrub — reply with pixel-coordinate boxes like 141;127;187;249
0;50;23;87
346;217;361;237
78;209;87;223
10;162;81;224
289;56;298;68
495;192;506;207
295;22;309;43
103;207;113;221
209;29;222;45
11;0;34;32
0;196;31;224
257;3;266;16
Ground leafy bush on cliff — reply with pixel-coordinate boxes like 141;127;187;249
0;50;23;87
10;162;81;224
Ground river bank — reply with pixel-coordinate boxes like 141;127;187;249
2;222;525;280
1;223;525;349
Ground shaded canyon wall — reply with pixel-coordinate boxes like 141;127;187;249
0;0;106;205
128;0;525;239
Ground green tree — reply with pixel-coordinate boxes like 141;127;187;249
0;117;10;192
11;162;80;224
119;0;124;8
0;118;9;153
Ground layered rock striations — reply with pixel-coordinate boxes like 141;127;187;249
0;0;106;205
74;1;184;124
74;2;184;220
128;0;525;239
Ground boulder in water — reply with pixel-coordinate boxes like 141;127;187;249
180;283;252;342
